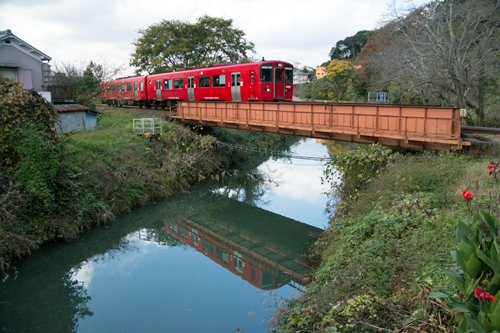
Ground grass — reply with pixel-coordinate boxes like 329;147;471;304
275;149;499;332
0;104;288;279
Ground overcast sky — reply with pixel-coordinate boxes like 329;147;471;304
0;0;420;76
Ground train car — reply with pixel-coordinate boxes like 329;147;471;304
101;60;293;108
101;76;147;107
145;60;293;108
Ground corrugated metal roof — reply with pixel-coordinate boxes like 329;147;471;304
54;104;94;113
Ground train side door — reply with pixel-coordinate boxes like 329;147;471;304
117;84;121;100
274;68;285;100
231;72;241;101
249;71;255;98
134;82;139;101
187;76;195;101
155;79;162;101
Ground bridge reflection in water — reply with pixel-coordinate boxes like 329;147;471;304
163;192;322;290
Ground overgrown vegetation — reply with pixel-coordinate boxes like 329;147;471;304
296;0;500;126
0;76;286;280
273;145;500;332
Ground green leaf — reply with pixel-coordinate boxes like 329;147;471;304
457;250;469;273
476;247;500;275
428;292;450;298
465;255;481;280
457;221;473;243
443;269;466;296
465;313;485;333
460;240;475;257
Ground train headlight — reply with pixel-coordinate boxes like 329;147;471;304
265;88;271;92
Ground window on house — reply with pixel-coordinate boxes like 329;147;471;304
0;68;17;81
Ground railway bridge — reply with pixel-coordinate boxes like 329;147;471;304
170;101;469;151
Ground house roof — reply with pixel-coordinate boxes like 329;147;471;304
0;29;51;62
54;104;98;115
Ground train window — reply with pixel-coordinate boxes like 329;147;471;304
251;72;254;84
216;247;229;263
140;81;144;91
163;79;172;89
134;82;138;91
191;232;199;247
122;84;126;91
285;68;293;83
276;71;283;83
127;83;132;91
202;239;214;255
199;76;210;88
155;79;161;90
179;226;188;239
233;256;243;273
212;74;225;87
260;65;273;82
112;85;116;92
174;78;183;89
169;222;178;233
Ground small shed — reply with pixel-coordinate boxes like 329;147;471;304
54;104;98;133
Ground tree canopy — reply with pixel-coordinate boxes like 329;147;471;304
329;30;374;61
130;16;255;74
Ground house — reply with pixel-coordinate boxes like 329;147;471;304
316;66;327;79
293;71;309;84
0;29;52;92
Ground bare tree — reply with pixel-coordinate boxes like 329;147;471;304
370;0;500;125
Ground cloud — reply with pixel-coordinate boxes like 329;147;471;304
1;0;394;72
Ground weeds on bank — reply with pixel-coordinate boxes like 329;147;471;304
273;145;499;332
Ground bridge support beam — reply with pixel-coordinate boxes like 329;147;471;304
173;101;468;151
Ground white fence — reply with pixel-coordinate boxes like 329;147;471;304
133;117;162;135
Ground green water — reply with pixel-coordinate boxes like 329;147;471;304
0;138;333;332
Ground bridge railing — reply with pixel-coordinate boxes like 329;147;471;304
174;101;463;150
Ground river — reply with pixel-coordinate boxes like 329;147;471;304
0;138;336;333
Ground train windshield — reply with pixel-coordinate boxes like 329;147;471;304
260;65;273;82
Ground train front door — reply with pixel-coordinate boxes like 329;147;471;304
155;79;162;101
274;68;285;100
249;71;255;98
187;76;195;101
231;72;241;101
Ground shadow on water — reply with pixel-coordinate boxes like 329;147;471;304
0;139;323;332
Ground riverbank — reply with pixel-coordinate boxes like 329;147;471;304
276;145;500;332
0;103;286;280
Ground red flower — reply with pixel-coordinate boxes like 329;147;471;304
487;165;494;172
475;286;497;302
461;190;473;201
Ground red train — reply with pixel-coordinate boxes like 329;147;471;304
100;60;294;108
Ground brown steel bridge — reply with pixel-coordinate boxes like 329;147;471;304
170;101;469;151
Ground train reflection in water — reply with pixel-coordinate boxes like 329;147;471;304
163;193;322;290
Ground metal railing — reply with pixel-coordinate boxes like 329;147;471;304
133;117;162;136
